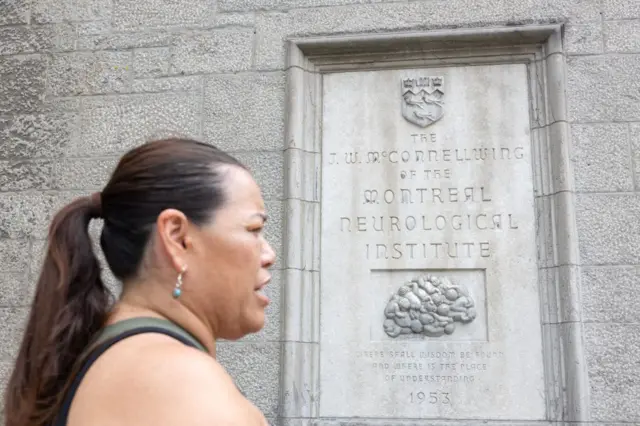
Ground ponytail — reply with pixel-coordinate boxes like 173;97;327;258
4;194;112;426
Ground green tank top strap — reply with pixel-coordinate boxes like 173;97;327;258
88;317;208;353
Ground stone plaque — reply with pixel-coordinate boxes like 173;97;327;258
320;64;545;419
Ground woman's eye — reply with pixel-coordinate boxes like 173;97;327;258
250;227;263;234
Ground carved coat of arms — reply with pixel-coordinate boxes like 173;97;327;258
401;77;444;128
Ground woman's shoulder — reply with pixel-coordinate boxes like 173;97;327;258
70;333;267;425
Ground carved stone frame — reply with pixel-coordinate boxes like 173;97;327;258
280;24;588;424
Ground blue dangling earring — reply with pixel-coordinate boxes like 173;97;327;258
173;266;186;299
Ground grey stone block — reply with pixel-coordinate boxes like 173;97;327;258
603;0;640;19
0;113;73;159
47;52;132;97
113;0;215;30
52;158;119;190
604;20;640;52
581;266;640;323
219;0;383;12
0;0;29;25
68;93;202;157
0;194;54;239
0;26;54;55
0;307;28;360
0;160;54;191
32;0;112;23
77;32;172;51
0;55;47;115
586;324;640;422
255;0;601;69
565;23;603;54
55;23;78;52
170;30;253;75
631;123;640;189
203;72;285;151
567;56;640;122
232;151;284;201
0;272;31;307
0;239;29;272
133;48;170;78
571;124;633;192
131;75;203;93
216;342;280;417
211;12;256;27
576;193;640;265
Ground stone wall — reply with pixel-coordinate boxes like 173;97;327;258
0;0;639;424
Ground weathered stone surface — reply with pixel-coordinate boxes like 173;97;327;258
47;52;132;97
52;158;119;190
0;308;29;360
581;266;640;323
567;56;640;122
0;239;29;272
586;324;640;422
255;0;601;68
0;26;54;55
605;20;640;52
232;151;283;201
170;30;253;75
0;56;47;115
113;0;215;30
130;75;203;93
0;194;54;239
216;342;280;417
632;123;640;190
68;93;201;157
602;0;640;19
0;160;54;191
576;194;640;265
77;32;172;51
210;12;256;27
571;124;633;192
203;73;285;151
0;0;29;25
219;0;384;12
565;23;603;54
0;113;73;159
32;0;112;23
319;65;543;419
133;48;170;78
0;272;31;307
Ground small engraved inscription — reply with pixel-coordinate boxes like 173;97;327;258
383;274;476;338
401;77;444;128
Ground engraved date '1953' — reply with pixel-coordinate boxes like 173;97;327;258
410;391;451;405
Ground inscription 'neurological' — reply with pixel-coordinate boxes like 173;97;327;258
401;76;445;128
384;275;476;338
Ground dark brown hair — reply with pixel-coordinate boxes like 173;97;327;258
3;138;246;426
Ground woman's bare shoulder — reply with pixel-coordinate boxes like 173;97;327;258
70;333;268;426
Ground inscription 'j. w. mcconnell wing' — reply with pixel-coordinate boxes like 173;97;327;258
383;274;476;338
401;76;445;128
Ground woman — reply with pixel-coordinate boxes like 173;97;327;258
4;138;276;425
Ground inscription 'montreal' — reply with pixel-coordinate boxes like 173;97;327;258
401;77;444;128
384;275;476;338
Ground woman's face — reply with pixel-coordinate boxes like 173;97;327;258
186;166;276;340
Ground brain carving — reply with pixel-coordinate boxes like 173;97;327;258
383;275;477;338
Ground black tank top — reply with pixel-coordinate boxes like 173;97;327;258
53;317;207;426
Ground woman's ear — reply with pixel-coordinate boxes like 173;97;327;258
156;208;190;273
